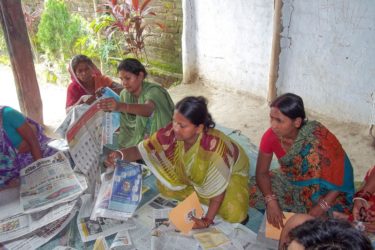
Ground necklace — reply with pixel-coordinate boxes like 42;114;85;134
280;136;294;151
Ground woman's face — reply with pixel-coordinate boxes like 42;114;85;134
287;240;305;250
270;107;301;138
118;70;143;96
172;111;203;144
75;62;93;84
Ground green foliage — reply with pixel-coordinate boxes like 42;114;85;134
37;0;87;61
95;0;165;62
0;29;10;65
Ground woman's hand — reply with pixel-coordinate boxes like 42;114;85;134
97;98;118;112
308;204;326;218
77;94;95;105
266;199;285;229
95;87;105;98
353;199;369;221
104;150;122;168
192;217;213;229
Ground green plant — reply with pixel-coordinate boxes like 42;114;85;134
22;3;42;60
0;29;9;65
73;29;121;76
36;0;87;62
94;0;165;61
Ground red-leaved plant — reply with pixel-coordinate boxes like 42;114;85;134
95;0;165;60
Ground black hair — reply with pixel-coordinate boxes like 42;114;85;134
71;54;94;73
175;96;215;131
289;218;372;250
117;58;148;78
271;93;306;121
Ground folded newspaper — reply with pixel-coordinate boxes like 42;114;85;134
19;151;85;213
78;195;136;243
91;161;143;221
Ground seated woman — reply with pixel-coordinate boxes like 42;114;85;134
97;58;174;148
349;163;375;233
0;106;56;190
249;93;354;228
281;217;372;250
66;54;123;112
105;96;250;226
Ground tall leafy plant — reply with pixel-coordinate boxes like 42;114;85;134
36;0;86;62
95;0;165;61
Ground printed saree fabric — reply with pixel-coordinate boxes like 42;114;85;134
118;81;174;148
0;106;56;188
250;121;354;214
138;123;250;222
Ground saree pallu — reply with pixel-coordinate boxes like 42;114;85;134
0;107;56;188
250;121;354;215
118;81;174;148
138;123;250;223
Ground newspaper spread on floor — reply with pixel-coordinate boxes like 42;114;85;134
0;193;77;243
2;206;78;250
77;194;137;242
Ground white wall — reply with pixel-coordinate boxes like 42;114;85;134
183;0;274;96
182;0;375;124
278;0;375;124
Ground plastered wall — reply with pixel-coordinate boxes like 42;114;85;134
183;0;274;97
183;0;375;124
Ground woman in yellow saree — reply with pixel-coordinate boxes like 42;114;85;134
107;96;250;227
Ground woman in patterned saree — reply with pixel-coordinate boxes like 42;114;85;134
106;96;250;227
0;106;56;190
66;54;123;112
249;93;354;229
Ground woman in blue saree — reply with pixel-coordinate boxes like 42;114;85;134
0;106;56;190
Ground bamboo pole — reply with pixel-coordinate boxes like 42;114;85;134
267;0;282;104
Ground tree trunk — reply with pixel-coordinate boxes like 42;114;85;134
0;0;43;124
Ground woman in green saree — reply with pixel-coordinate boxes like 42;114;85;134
97;58;174;147
105;96;250;227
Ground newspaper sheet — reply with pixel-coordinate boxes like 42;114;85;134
55;103;90;138
93;236;110;250
135;195;178;227
0;196;77;243
19;151;85;213
66;102;104;195
150;208;199;250
110;230;132;249
125;221;152;250
91;162;142;221
3;207;78;250
78;195;136;242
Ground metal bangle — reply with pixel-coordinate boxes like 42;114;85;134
115;150;124;160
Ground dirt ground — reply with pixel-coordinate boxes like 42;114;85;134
1;65;374;181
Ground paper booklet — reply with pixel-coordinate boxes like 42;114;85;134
168;191;204;234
